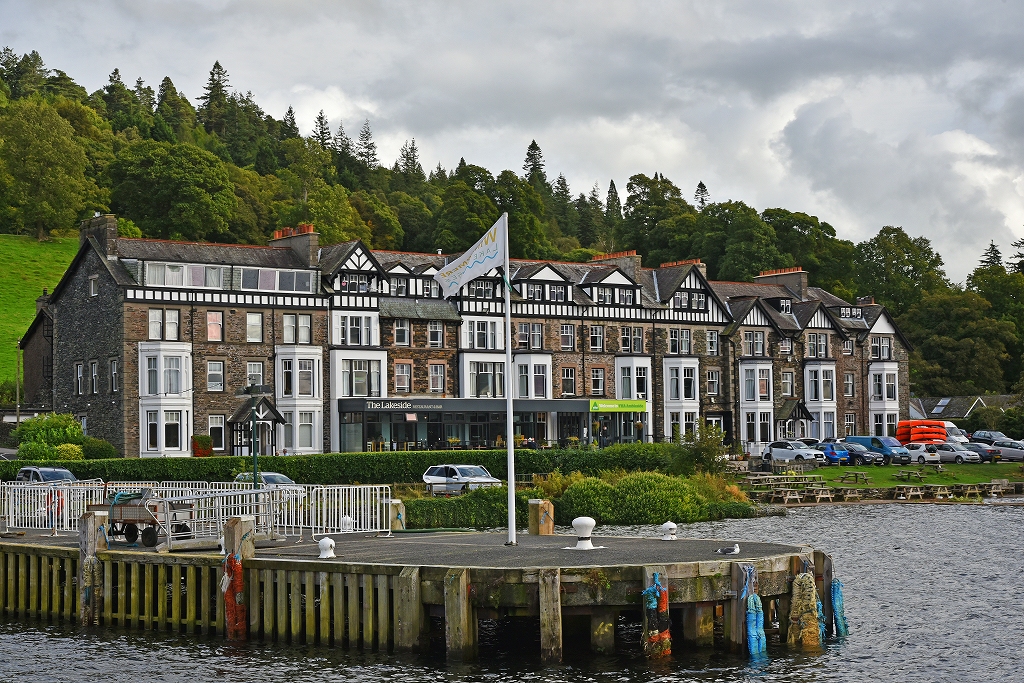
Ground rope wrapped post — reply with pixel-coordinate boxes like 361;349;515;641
78;510;108;626
222;516;255;641
787;572;823;650
831;578;850;637
641;566;671;657
813;550;834;638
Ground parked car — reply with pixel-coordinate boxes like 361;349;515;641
422;464;501;495
905;442;942;464
797;438;819;447
991;440;1024;462
843;435;911;465
233;471;305;499
15;466;78;483
809;442;849;465
933;442;981;464
963;442;1001;463
761;441;824;463
970;430;1009;445
942;421;970;443
840;441;884;466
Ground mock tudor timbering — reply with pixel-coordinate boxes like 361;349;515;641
20;217;910;457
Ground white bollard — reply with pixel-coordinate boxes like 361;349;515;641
318;536;336;559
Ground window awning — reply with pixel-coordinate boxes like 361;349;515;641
776;399;816;422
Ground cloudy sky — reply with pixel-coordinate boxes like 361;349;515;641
4;0;1024;280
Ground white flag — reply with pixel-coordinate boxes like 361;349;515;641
434;214;507;299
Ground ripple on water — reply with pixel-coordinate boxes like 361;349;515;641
1;504;1022;683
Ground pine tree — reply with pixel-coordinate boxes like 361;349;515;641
398;138;425;180
133;78;155;113
356;119;378;168
428;162;448;184
552;173;578;237
333;121;353;155
1009;237;1024;273
523;140;546;186
197;61;230;134
313;109;332;149
281;106;299;139
980;241;1003;268
606;180;622;222
694;181;710;211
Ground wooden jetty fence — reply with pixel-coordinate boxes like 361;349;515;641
0;513;837;662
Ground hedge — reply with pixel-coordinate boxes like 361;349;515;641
0;443;679;485
403;486;541;529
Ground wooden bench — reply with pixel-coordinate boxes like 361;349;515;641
924;463;946;473
770;488;804;504
953;484;982;498
895;469;925;482
837;471;872;484
839;489;862;501
807;488;834;502
923;484;951;499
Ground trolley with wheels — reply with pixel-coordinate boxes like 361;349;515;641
87;490;194;548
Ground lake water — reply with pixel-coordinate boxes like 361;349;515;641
2;503;1021;683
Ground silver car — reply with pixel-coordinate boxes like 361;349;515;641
423;464;501;495
992;440;1024;462
933;443;981;464
761;441;825;463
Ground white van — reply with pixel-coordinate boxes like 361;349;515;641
943;421;969;443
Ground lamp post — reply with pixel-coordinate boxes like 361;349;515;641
238;383;270;489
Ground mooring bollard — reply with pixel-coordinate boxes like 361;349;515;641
528;499;554;535
78;510;108;626
387;499;406;532
222;516;255;640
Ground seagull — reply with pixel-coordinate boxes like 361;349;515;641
715;543;741;555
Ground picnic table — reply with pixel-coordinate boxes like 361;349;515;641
895;469;925;482
837;471;872;484
804;488;834;502
839;489;862;501
923;463;946;473
770;488;804;504
952;484;982;498
979;482;1005;498
894;485;925;500
923;484;951;499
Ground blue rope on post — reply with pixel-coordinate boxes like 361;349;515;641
832;578;850;637
740;565;767;659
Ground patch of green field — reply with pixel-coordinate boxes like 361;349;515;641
819;462;1024;488
0;235;79;381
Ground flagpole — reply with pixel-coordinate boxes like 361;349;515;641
502;212;517;546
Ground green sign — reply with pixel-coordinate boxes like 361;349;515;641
589;400;647;413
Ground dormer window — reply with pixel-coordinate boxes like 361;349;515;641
338;274;369;293
622;289;634;305
389;277;407;297
674;291;687;309
779;299;791;314
468;280;494;298
596;287;613;304
526;283;544;300
550;285;566;302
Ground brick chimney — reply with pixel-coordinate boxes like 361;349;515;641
856;296;876;306
270;223;320;267
660;258;707;278
754;267;808;300
590;250;643;279
79;214;118;257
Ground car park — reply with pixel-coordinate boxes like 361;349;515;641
933;442;981;464
233;471;305;499
761;441;825;463
15;467;78;483
810;442;849;465
970;430;1009;445
905;442;942;464
422;464;502;495
839;441;884;466
991;440;1024;462
843;435;911;465
963;442;1001;463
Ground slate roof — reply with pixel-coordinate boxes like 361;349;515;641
117;238;306;268
378;298;462;321
318;241;361;275
919;396;985;419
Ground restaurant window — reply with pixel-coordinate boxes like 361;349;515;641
210;415;225;451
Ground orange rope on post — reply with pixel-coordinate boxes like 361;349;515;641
222;554;247;640
642;572;672;657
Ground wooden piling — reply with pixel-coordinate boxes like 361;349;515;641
78;511;107;627
814;550;834;637
727;562;755;652
443;567;476;661
394;566;423;652
538;568;563;662
683;602;715;647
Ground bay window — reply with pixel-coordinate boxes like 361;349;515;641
340;359;380;397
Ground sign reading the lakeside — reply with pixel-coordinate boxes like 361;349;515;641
589;400;647;412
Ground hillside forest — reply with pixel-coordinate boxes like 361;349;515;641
1;48;1024;400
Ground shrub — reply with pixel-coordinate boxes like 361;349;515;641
53;443;84;461
533;470;587;499
13;413;83;446
610;471;707;524
17;441;55;460
82;437;119;460
192;435;213;458
556;477;616;525
669;423;727;476
404;486;540;529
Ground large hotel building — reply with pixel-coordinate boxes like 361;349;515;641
20;215;909;458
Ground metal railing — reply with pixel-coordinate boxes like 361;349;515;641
2;480;391;540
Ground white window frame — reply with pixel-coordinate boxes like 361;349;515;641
209;415;225;451
395;319;411;346
429;364;445;393
560;324;575;351
207;360;224;392
707;370;720;396
428;321;444;348
561;367;575;395
246;313;263;343
706;330;718;356
591;368;604;395
590;325;604;351
395;363;411;392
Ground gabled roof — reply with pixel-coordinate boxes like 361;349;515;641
19;308;51;349
318;240;385;277
117;238;305;268
918;396;985;420
859;304;913;351
228;395;286;425
777;399;816;422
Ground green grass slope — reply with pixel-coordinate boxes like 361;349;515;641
0;235;79;381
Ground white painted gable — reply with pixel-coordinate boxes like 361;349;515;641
742;305;771;327
342;246;376;272
530;265;568;282
387;263;412;274
598;270;634;286
870;313;896;334
680;271;702;289
807;308;835;330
